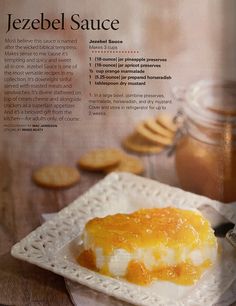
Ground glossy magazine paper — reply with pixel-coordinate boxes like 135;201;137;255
1;1;236;305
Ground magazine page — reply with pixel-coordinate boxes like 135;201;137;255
0;1;236;305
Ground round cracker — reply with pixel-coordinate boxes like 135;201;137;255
123;133;165;154
104;154;144;175
156;113;177;133
33;165;80;188
136;122;173;145
145;118;174;138
78;148;122;171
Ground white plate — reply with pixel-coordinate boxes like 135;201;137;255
11;173;236;306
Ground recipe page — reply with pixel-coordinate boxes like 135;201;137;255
0;1;236;306
1;0;236;196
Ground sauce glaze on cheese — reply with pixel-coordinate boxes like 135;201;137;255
78;207;217;286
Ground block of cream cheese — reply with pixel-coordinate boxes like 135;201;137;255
78;207;218;286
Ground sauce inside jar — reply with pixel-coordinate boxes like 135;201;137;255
175;80;236;203
176;135;236;202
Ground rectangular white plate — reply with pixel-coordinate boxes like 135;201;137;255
11;173;236;306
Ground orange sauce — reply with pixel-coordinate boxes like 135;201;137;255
176;135;236;202
78;249;97;271
126;259;211;286
84;207;216;255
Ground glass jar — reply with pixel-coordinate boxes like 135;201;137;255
175;80;236;203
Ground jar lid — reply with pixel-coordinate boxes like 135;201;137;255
185;80;236;127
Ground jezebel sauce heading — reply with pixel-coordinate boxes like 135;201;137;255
6;13;120;33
